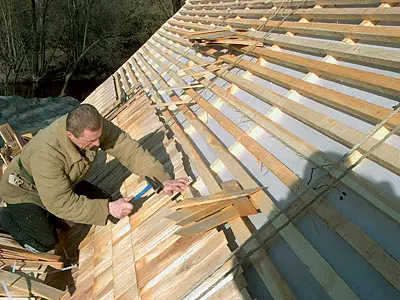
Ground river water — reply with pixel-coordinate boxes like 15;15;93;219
0;79;104;102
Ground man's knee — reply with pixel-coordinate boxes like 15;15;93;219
0;205;58;252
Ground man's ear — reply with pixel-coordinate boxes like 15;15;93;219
66;131;74;140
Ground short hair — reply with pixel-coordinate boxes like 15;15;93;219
66;104;102;138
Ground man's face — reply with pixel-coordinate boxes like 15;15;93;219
67;127;102;150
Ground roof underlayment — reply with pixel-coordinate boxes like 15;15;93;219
66;1;400;299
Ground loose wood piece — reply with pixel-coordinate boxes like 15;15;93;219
176;202;232;226
158;84;204;92
144;100;194;108
175;205;237;236
0;269;65;299
0;259;63;270
172;187;263;209
223;181;258;216
0;245;62;262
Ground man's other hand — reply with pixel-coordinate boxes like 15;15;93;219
163;178;190;196
108;197;134;219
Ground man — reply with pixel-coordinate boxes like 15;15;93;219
0;104;188;252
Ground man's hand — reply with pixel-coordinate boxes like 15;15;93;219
163;178;189;196
108;197;134;219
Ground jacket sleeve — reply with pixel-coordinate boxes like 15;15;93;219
30;152;109;225
99;117;170;183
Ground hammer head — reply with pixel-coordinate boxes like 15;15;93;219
144;176;163;193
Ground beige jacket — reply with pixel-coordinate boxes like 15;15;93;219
0;116;170;225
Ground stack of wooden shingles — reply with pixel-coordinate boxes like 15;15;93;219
0;244;63;271
0;236;65;299
65;78;250;298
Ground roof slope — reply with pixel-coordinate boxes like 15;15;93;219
67;0;400;299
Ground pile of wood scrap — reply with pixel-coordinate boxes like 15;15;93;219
184;28;263;47
0;243;64;271
0;239;66;299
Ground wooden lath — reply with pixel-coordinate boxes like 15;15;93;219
175;15;400;43
169;18;400;71
180;6;400;22
151;34;400;222
134;45;360;299
159;29;400;176
142;24;398;296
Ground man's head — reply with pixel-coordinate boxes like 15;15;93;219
66;104;102;150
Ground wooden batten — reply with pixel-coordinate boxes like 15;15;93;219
138;40;359;299
158;29;400;177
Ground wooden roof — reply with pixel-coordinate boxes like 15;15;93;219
66;0;400;299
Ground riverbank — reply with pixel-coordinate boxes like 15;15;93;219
0;80;104;102
0;95;80;147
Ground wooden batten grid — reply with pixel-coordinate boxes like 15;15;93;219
61;1;400;300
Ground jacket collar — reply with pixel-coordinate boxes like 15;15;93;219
57;116;83;164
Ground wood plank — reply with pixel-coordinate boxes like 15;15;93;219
168;20;400;71
165;206;207;222
165;24;400;100
118;67;131;93
185;0;399;9
130;56;222;194
173;187;262;209
174;15;400;43
0;258;63;270
137;43;358;299
113;72;123;101
133;45;296;298
232;44;400;100
112;219;139;300
0;245;62;262
176;202;232;226
223;181;258;217
176;205;240;236
205;273;249;300
92;225;114;299
0;269;65;299
180;7;400;22
158;30;400;176
150;34;400;225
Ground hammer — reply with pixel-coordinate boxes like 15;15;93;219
108;176;163;223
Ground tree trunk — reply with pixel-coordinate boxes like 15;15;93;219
31;0;39;82
59;69;73;97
